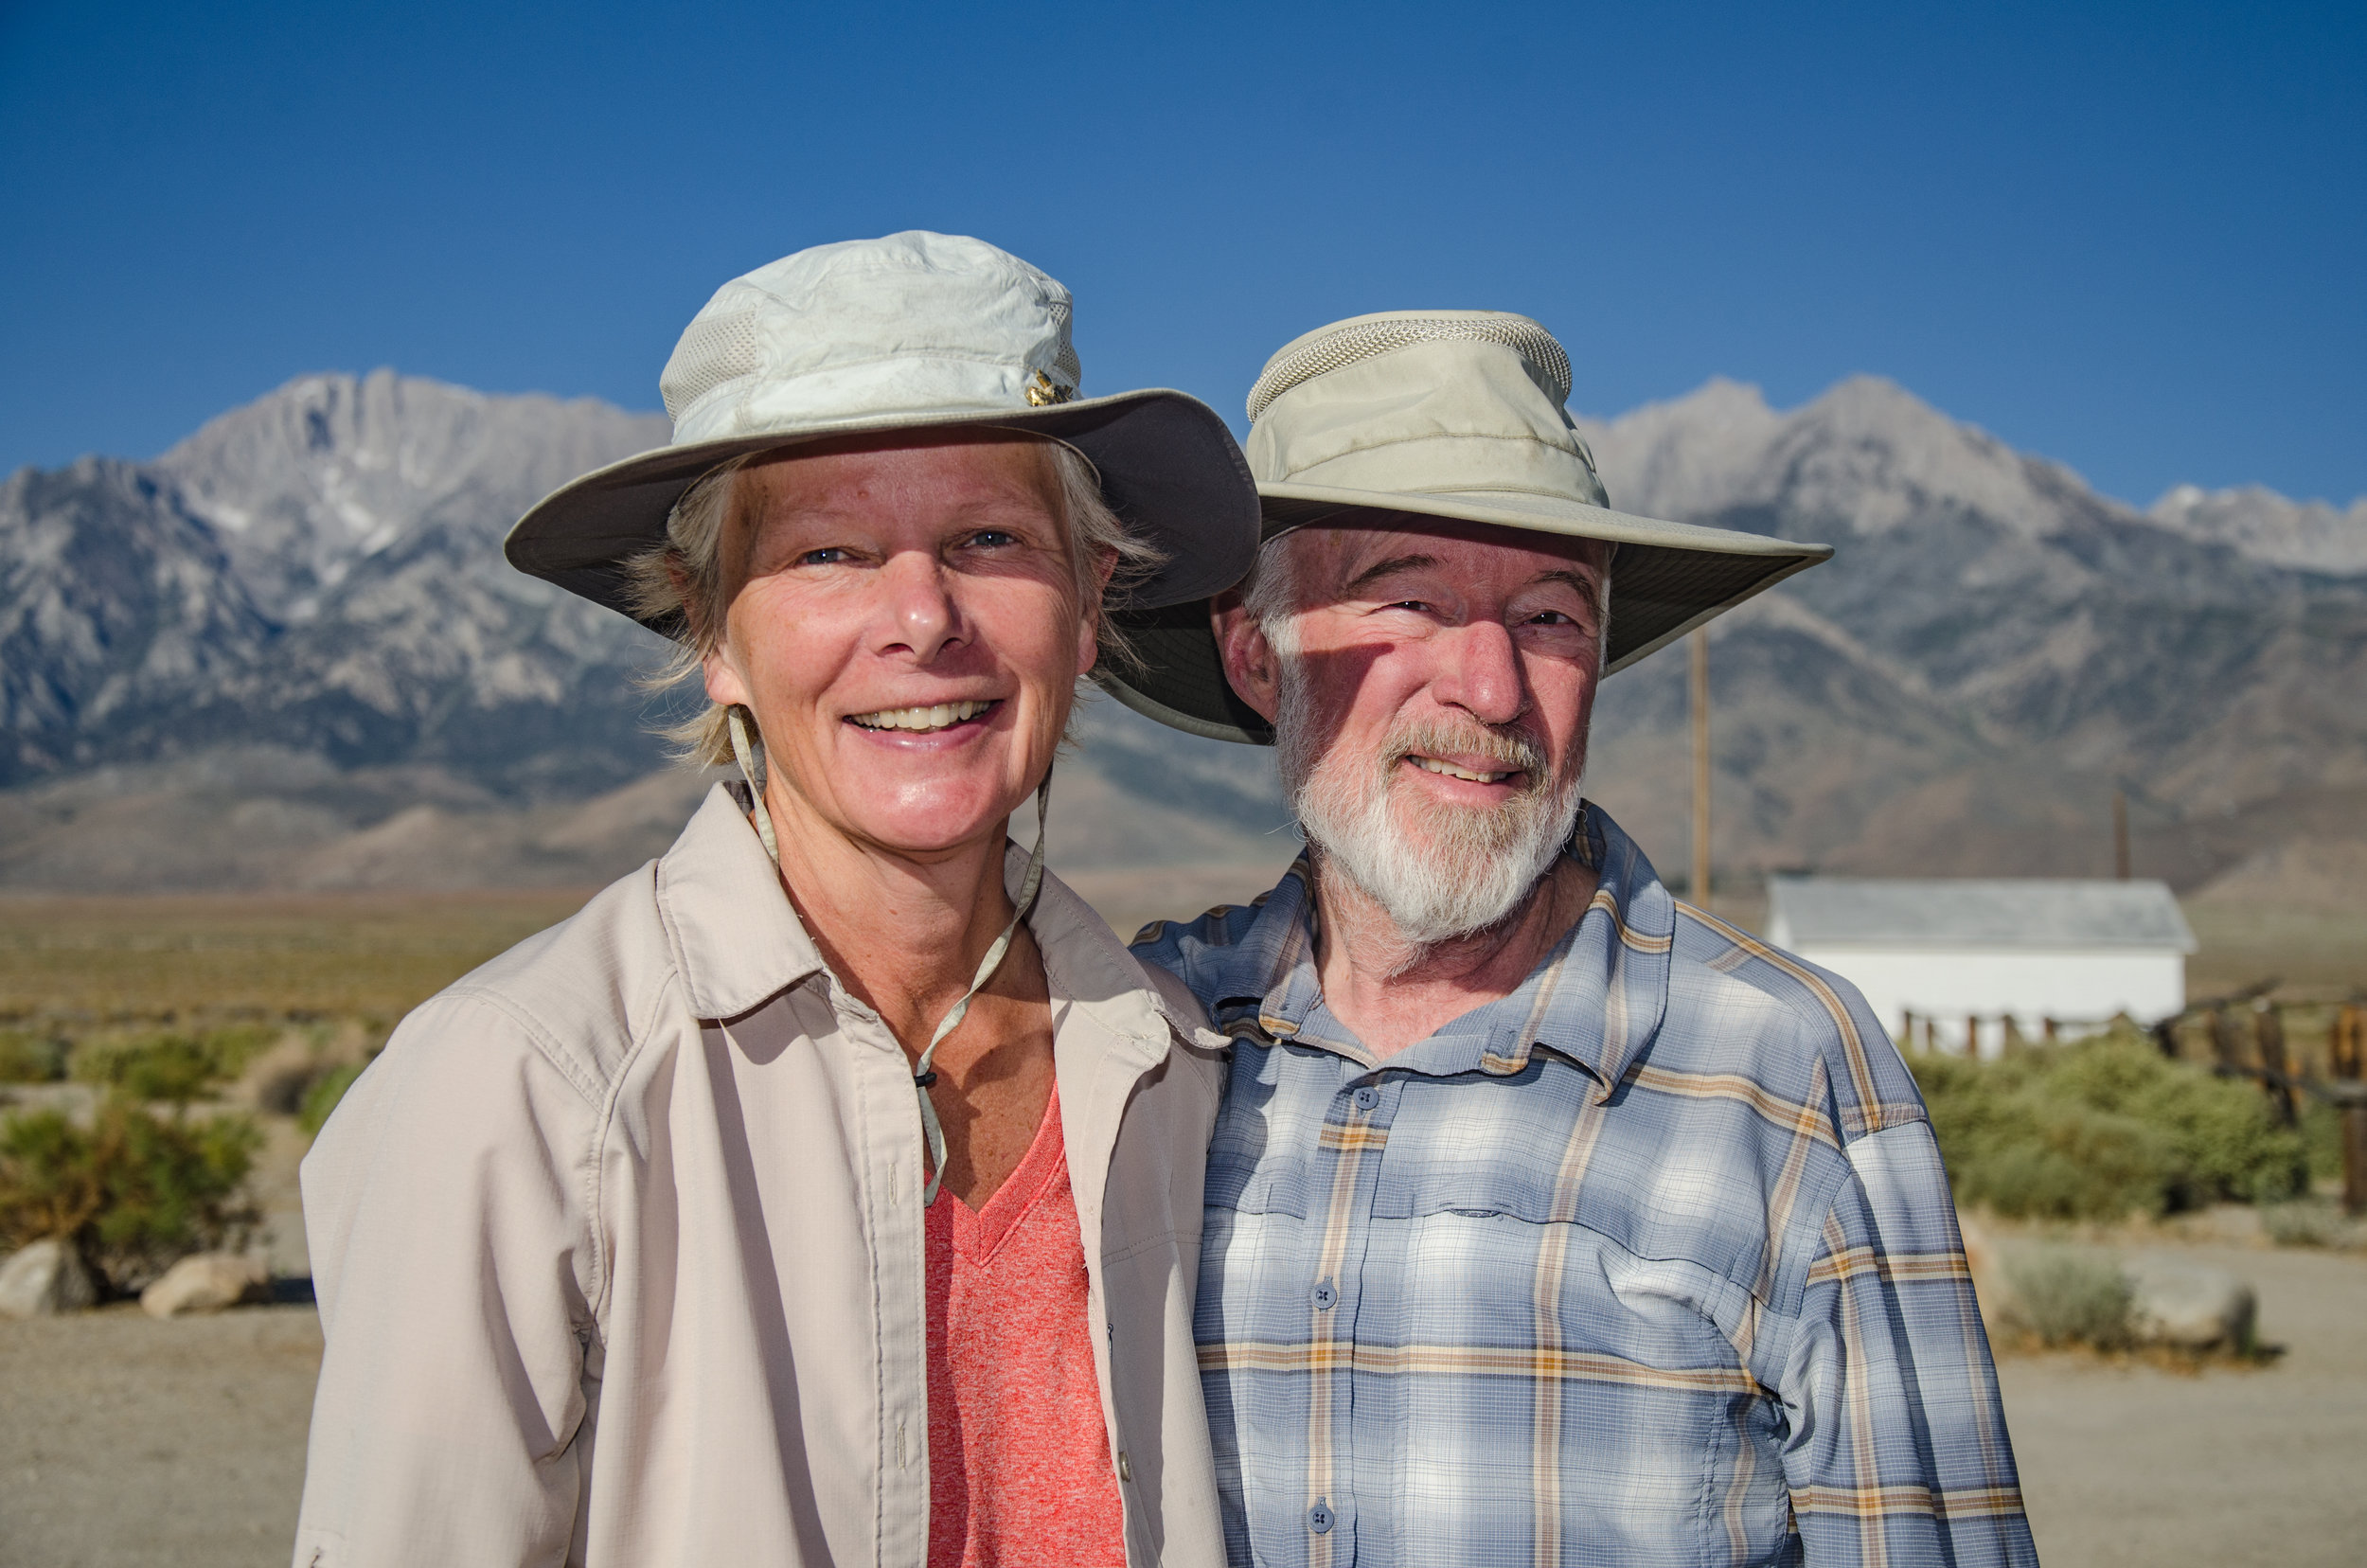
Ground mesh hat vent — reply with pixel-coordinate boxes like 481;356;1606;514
1246;312;1574;422
1042;299;1084;389
660;311;765;422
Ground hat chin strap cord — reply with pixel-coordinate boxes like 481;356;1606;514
727;704;1051;1206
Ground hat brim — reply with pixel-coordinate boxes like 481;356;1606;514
504;388;1259;633
1093;482;1832;744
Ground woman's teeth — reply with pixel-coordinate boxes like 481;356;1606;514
1411;755;1513;784
848;700;994;733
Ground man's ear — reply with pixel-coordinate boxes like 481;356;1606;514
1211;590;1283;723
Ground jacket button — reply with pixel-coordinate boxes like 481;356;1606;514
1308;1499;1334;1534
1116;1451;1133;1482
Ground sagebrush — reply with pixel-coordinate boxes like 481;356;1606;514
0;1097;260;1292
1912;1032;2306;1220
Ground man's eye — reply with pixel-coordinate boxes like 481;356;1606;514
797;547;850;566
1386;599;1430;613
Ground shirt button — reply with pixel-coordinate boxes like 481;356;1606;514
1353;1085;1379;1112
1310;1278;1336;1310
1308;1499;1334;1535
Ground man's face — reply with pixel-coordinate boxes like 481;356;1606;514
1215;516;1611;944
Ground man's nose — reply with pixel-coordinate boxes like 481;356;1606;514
1430;617;1527;726
877;550;962;661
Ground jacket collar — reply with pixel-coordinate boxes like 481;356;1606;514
656;784;828;1021
656;781;1185;1057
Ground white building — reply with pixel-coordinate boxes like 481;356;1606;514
1764;878;2196;1057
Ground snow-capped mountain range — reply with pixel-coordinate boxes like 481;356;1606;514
2;368;2360;900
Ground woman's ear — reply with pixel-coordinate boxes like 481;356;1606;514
703;635;752;711
1077;544;1120;677
1211;590;1284;722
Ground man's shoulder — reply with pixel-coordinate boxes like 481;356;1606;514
1659;900;1929;1144
1127;864;1302;1002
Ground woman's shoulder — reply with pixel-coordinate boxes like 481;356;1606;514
394;857;684;1107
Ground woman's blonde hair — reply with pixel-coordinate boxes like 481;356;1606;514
622;437;1164;765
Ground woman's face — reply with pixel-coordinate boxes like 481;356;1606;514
702;430;1099;864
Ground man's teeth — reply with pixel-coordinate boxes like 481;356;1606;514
1411;755;1513;784
849;700;993;732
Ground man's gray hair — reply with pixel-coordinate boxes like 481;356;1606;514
623;439;1162;766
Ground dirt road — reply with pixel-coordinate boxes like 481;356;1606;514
2;1239;2361;1566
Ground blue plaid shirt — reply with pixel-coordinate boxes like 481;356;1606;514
1132;807;2033;1568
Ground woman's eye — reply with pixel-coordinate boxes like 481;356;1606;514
964;528;1021;550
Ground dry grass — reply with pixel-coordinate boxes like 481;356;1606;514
2183;902;2367;1000
0;891;594;1024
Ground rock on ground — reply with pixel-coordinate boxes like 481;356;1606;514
0;1238;98;1318
141;1252;270;1319
2127;1255;2258;1351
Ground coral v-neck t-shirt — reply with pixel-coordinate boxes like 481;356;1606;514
924;1084;1127;1568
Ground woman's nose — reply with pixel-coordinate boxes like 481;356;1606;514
878;550;961;660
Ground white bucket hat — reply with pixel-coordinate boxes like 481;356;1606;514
507;231;1260;628
1095;309;1833;743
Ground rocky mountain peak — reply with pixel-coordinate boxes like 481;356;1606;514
2147;483;2367;577
156;369;668;620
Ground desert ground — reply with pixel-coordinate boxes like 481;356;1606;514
4;886;2362;1567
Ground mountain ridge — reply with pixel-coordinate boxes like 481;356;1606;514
3;368;2360;904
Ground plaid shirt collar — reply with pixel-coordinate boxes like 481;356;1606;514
1204;805;1675;1099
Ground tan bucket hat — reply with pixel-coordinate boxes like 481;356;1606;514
1095;309;1833;743
506;231;1260;630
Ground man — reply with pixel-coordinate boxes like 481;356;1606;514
1104;312;2036;1567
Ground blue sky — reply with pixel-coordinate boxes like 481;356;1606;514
2;1;2361;507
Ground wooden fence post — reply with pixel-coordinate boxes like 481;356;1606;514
2211;1006;2245;1073
2253;999;2296;1126
2334;1003;2365;1080
2345;1097;2367;1219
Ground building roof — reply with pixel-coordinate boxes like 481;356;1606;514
1764;877;2197;953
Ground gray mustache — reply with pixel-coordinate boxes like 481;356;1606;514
1383;721;1548;781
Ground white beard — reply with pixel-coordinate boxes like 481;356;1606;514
1276;659;1585;959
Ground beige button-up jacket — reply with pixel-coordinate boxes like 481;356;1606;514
294;786;1228;1568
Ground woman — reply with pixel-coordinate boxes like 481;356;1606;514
292;233;1258;1568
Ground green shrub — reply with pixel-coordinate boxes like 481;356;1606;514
2299;1099;2344;1186
2261;1198;2354;1248
297;1061;366;1136
2002;1246;2132;1348
0;1096;260;1292
1912;1033;2306;1220
69;1024;277;1103
0;1027;69;1083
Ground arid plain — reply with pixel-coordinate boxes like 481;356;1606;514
3;883;2363;1568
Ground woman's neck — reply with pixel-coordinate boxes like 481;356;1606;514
756;777;1027;1048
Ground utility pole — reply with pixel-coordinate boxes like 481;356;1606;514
1690;627;1711;908
2112;789;2131;881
